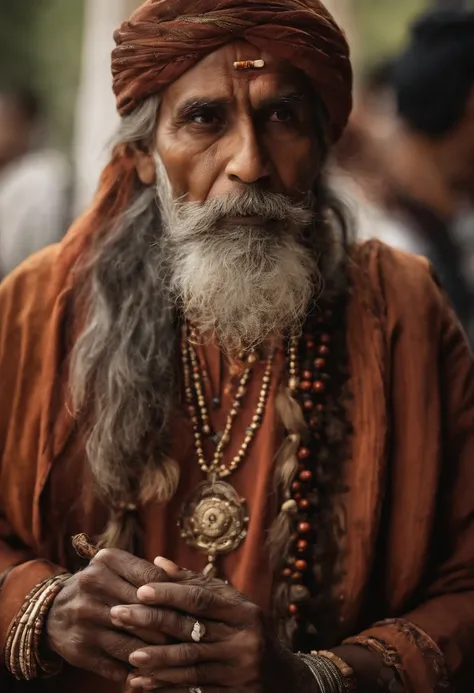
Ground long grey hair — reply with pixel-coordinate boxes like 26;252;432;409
70;98;183;548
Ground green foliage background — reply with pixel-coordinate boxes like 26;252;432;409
0;0;83;151
355;0;427;65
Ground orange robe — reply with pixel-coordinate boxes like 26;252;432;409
1;239;474;692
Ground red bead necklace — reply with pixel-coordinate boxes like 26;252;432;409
283;311;335;623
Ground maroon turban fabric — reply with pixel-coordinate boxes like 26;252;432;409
112;0;353;142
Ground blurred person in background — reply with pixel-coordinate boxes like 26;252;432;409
333;57;399;216
337;11;474;341
384;10;474;340
0;88;70;278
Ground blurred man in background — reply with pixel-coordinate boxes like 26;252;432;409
335;10;474;343
0;88;70;278
384;10;474;338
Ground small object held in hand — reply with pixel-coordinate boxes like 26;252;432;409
233;59;265;70
72;534;99;560
191;620;205;643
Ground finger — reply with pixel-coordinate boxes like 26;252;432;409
136;584;249;626
98;628;150;665
110;605;170;646
128;676;164;691
94;549;169;588
127;671;167;691
111;605;232;644
154;557;181;577
129;642;224;669
133;662;231;687
77;563;143;607
85;652;130;685
155;564;241;602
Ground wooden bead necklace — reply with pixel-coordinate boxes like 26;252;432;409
280;312;336;630
179;322;276;576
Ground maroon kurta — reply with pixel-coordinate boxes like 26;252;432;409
1;240;474;692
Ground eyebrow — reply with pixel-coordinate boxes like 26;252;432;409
175;91;308;120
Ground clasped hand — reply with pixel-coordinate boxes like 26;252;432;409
114;556;264;692
46;550;275;692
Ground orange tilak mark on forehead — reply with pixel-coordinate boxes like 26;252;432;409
233;59;266;71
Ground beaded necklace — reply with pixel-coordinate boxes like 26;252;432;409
277;306;349;650
179;323;276;577
179;306;348;642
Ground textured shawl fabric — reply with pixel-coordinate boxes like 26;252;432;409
112;0;353;141
1;241;474;692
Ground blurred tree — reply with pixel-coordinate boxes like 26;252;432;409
355;0;474;69
0;1;48;85
354;0;428;67
0;0;83;152
35;0;84;150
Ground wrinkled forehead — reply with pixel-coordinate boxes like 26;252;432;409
160;40;313;110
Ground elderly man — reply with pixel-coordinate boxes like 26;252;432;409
1;1;474;692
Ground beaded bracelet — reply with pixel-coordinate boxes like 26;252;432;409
4;573;71;681
297;652;349;693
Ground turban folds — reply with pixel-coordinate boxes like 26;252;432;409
112;0;353;142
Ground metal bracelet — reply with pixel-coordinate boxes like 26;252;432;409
297;653;347;693
298;653;328;692
316;655;347;693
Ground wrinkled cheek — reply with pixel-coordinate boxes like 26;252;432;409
273;140;319;196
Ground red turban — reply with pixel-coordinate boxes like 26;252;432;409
112;0;353;142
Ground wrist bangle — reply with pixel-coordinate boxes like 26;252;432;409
4;573;71;681
297;652;348;693
314;650;357;693
298;653;328;691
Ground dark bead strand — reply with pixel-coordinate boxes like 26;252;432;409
283;312;338;632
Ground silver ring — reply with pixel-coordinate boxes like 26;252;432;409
191;620;204;643
189;689;203;693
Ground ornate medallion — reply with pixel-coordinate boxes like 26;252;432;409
179;480;249;576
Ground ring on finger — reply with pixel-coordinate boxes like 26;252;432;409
191;620;205;643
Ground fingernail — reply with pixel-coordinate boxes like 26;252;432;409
154;556;179;572
130;677;153;689
130;651;151;665
111;606;130;621
137;586;156;602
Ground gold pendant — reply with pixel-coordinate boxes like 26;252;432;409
179;480;249;576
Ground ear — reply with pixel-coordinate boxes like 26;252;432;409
134;145;156;185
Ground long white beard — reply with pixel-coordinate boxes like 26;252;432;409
155;158;323;352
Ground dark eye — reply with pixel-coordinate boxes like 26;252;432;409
188;108;222;127
269;107;296;124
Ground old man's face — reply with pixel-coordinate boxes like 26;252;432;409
137;40;323;201
133;41;328;351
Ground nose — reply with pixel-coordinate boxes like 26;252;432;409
225;121;271;186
